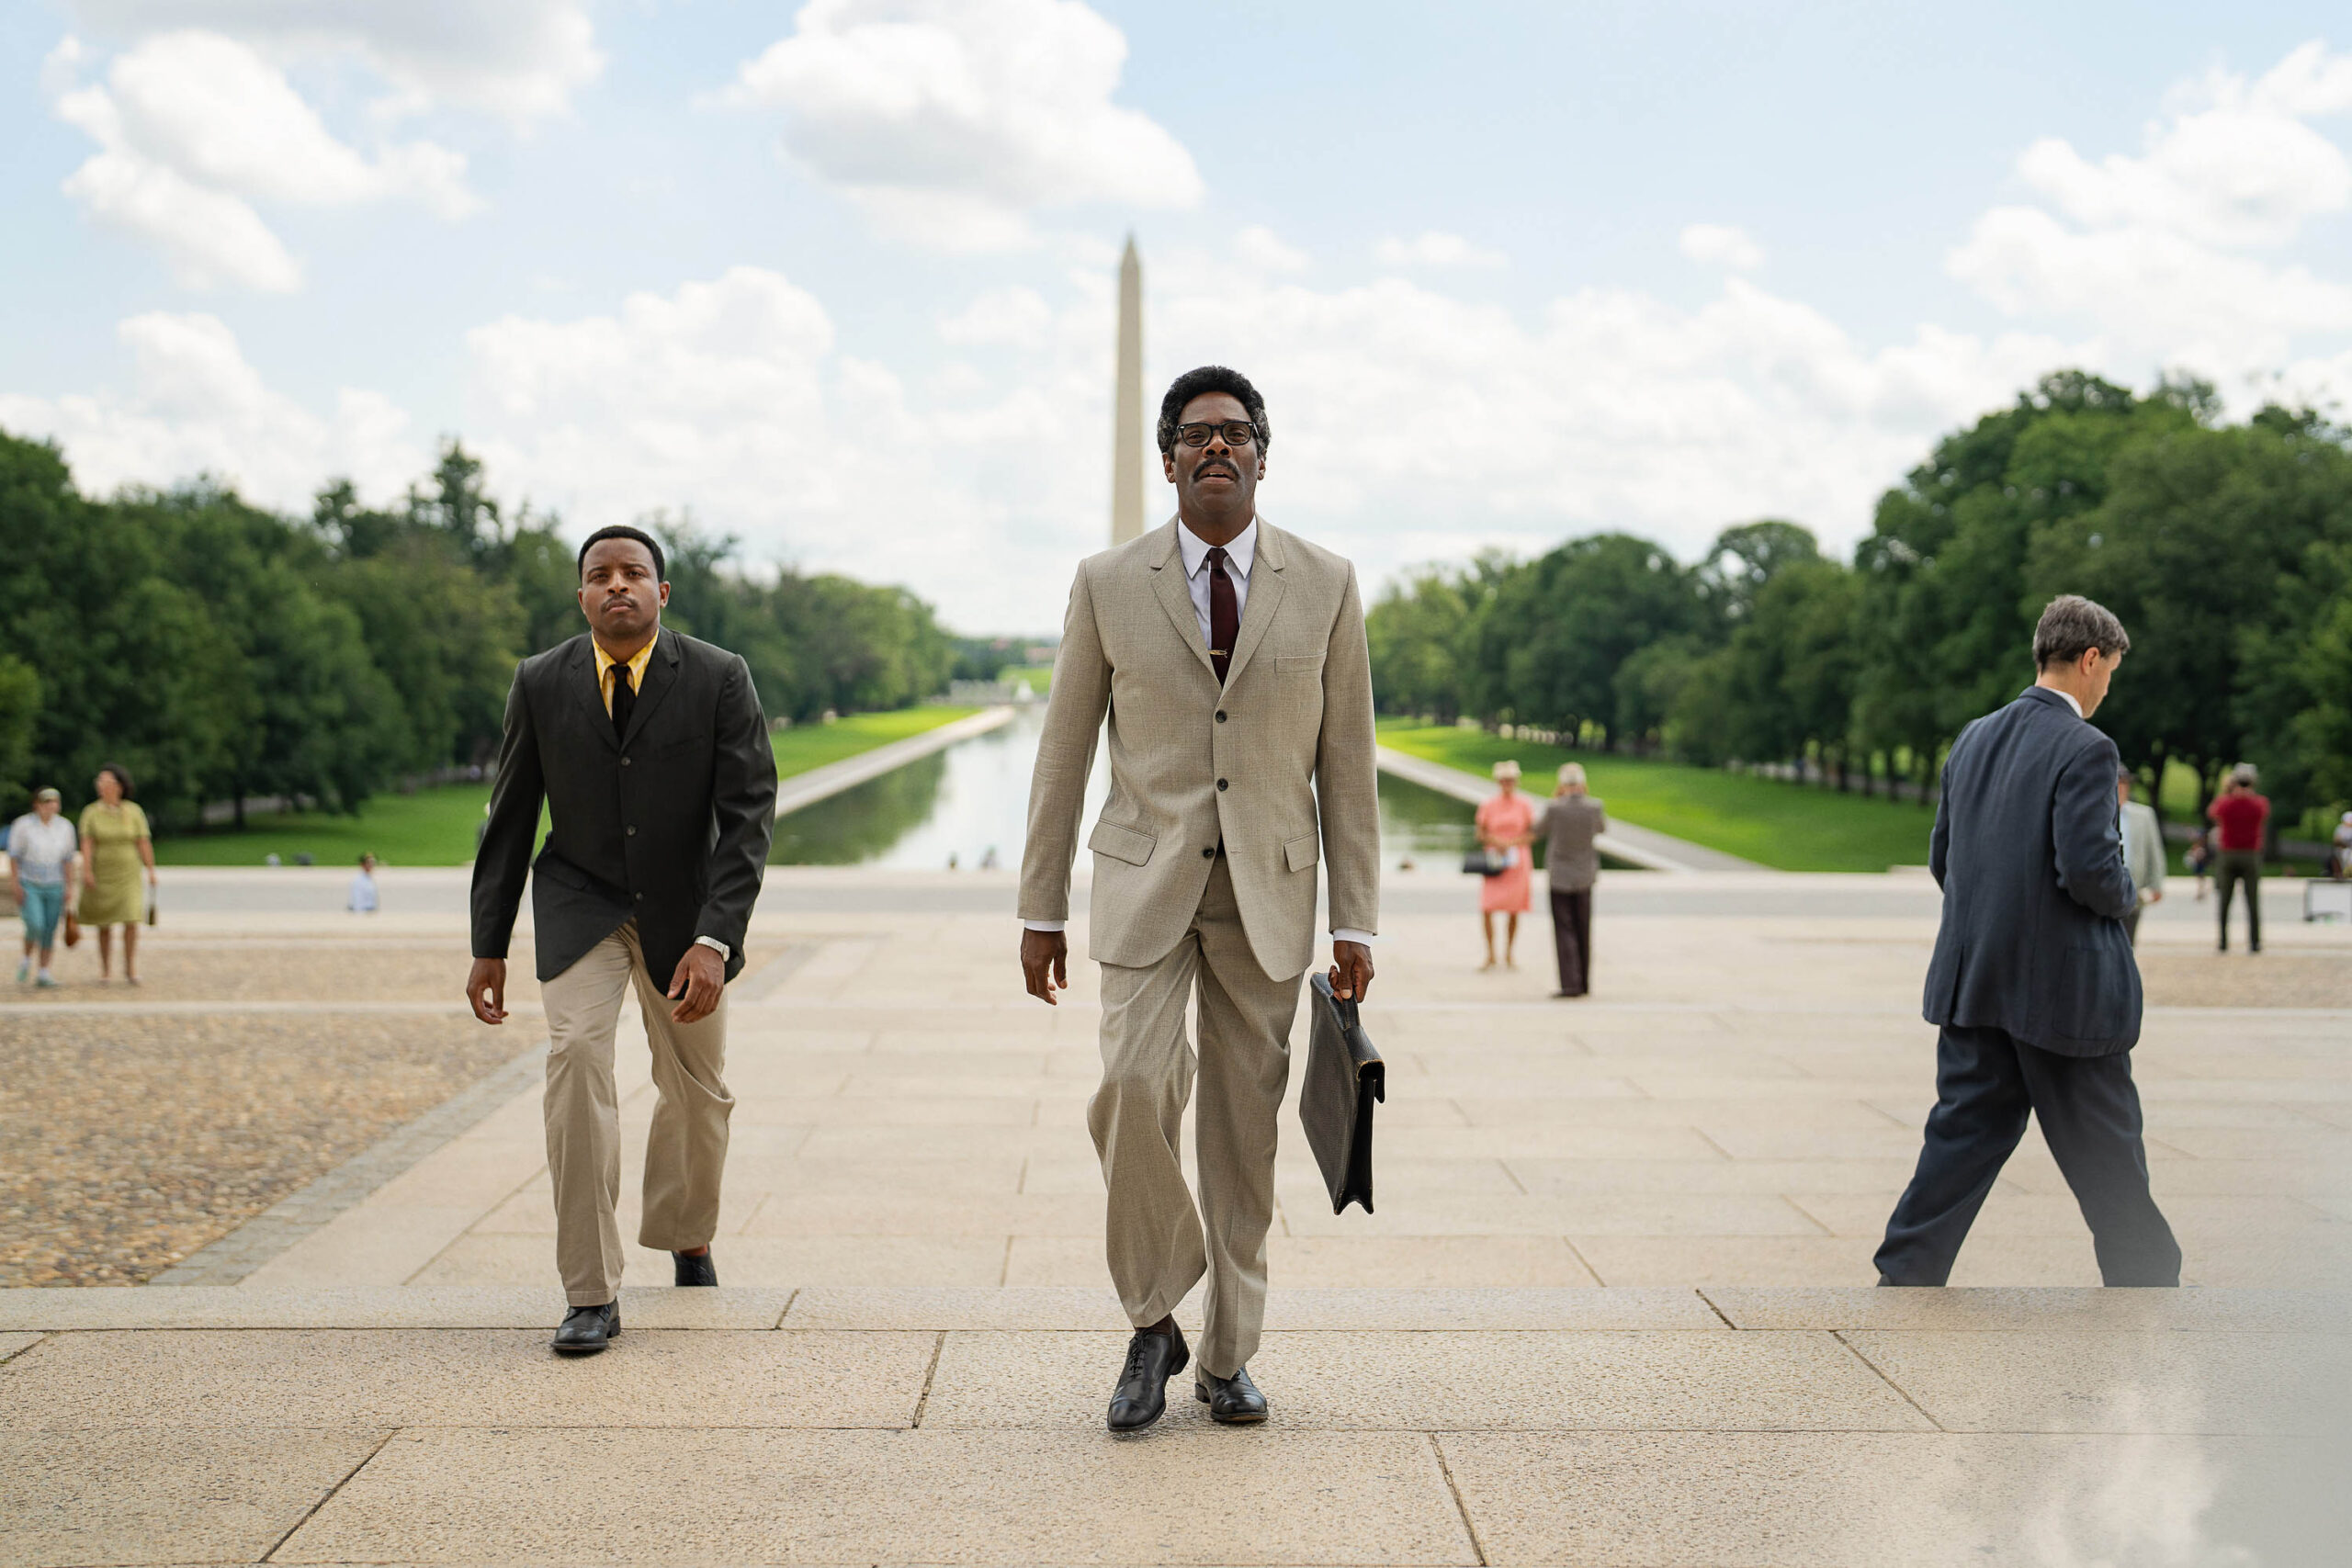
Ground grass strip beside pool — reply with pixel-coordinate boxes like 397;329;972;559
1377;722;1936;874
156;706;984;866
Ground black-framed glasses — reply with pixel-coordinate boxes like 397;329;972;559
1174;421;1259;448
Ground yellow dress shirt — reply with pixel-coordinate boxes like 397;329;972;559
594;638;656;716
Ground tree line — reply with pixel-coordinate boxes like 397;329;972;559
1369;371;2352;838
0;431;956;829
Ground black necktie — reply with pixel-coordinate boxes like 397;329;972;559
610;660;635;742
1205;546;1238;686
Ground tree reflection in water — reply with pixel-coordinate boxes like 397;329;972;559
767;750;950;865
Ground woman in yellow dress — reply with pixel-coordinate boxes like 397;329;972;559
77;763;156;984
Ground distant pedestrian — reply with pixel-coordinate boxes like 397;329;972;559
1476;759;1534;970
77;764;154;985
2330;812;2351;880
1541;762;1606;997
349;852;379;914
2117;768;2164;947
2207;763;2269;953
1877;594;2178;1288
7;788;78;987
2185;828;2211;900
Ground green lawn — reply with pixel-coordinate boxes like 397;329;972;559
157;706;982;867
1378;721;1937;874
997;663;1054;694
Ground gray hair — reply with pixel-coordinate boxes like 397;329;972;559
2231;761;2258;784
2032;594;2130;668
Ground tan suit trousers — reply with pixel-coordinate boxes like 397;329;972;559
541;919;732;1307
1090;857;1301;1378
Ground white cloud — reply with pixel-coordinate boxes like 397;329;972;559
67;1;603;123
0;312;424;504
720;0;1202;251
1679;222;1766;271
1951;40;2352;385
50;29;481;291
1235;226;1311;275
1374;231;1507;270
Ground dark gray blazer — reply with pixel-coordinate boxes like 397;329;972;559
1923;685;2140;1056
470;627;778;986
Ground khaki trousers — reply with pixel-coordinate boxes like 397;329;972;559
1090;857;1301;1379
541;920;733;1307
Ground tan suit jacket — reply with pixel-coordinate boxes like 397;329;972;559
1021;516;1380;981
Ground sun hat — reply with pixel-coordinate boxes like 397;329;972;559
1556;763;1587;789
1492;760;1521;781
33;787;59;803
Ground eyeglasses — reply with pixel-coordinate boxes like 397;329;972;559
1174;421;1259;448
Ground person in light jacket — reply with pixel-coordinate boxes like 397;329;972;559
2118;769;2165;947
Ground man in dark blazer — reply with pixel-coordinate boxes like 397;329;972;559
467;525;778;1354
1877;594;2178;1288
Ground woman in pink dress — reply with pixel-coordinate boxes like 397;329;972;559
1475;760;1536;970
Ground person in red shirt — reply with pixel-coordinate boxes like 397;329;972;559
2206;765;2270;953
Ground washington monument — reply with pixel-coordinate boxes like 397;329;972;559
1110;235;1146;546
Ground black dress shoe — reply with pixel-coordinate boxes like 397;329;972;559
1106;1323;1188;1432
673;1250;718;1287
552;1302;619;1356
1194;1364;1269;1424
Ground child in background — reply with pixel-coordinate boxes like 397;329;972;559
349;852;379;914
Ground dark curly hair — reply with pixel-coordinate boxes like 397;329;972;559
1156;366;1270;456
576;524;666;582
97;761;134;800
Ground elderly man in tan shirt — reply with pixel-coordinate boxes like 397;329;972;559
1019;365;1380;1433
1541;763;1607;997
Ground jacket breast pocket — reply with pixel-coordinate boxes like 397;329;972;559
1088;820;1157;867
1276;653;1324;678
2056;942;2135;1040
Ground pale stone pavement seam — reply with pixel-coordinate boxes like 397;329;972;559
1428;1433;1491;1567
262;1427;397;1562
1695;1289;1737;1329
910;1330;947;1427
768;1287;801;1329
0;1331;46;1364
1561;1235;1603;1285
402;1157;552;1287
153;1039;551;1286
1498;1159;1528;1195
1781;1195;1837;1236
1832;1328;1946;1431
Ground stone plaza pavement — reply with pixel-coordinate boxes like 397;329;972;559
3;865;2347;1563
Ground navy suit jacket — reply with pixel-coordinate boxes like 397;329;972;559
1922;685;2142;1057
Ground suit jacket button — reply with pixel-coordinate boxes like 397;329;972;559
1216;710;1227;722
621;757;632;766
1217;779;1228;790
627;826;637;837
635;892;644;902
1202;847;1215;859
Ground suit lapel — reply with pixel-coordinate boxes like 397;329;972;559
620;627;683;750
1221;519;1287;690
568;637;619;751
1146;520;1217;679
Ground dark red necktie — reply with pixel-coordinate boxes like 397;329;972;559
1205;546;1238;685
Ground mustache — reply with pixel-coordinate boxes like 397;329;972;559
1193;461;1238;479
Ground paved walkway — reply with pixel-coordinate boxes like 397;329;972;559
3;867;2347;1563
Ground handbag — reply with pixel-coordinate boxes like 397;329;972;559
62;907;80;949
145;886;157;927
1460;846;1516;877
1299;972;1384;1214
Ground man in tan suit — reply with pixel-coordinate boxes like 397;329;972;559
1021;365;1380;1432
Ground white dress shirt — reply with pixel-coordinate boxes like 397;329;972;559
1026;516;1371;948
2044;685;2084;718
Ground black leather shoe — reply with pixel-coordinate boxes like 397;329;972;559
552;1302;619;1356
1106;1323;1188;1432
1194;1364;1269;1424
673;1250;718;1287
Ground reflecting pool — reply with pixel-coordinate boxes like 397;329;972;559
768;705;1502;872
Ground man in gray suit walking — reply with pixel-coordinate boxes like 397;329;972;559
1020;366;1381;1431
1876;594;2179;1287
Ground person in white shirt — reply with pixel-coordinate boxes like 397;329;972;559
7;788;79;987
348;852;380;914
2118;769;2165;946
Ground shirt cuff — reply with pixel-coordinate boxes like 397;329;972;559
694;935;731;961
1023;920;1068;932
1331;929;1375;946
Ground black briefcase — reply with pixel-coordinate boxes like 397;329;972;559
1300;972;1384;1214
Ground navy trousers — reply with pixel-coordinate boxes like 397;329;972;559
1876;1023;2180;1287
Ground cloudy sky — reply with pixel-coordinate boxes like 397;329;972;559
3;2;2349;634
